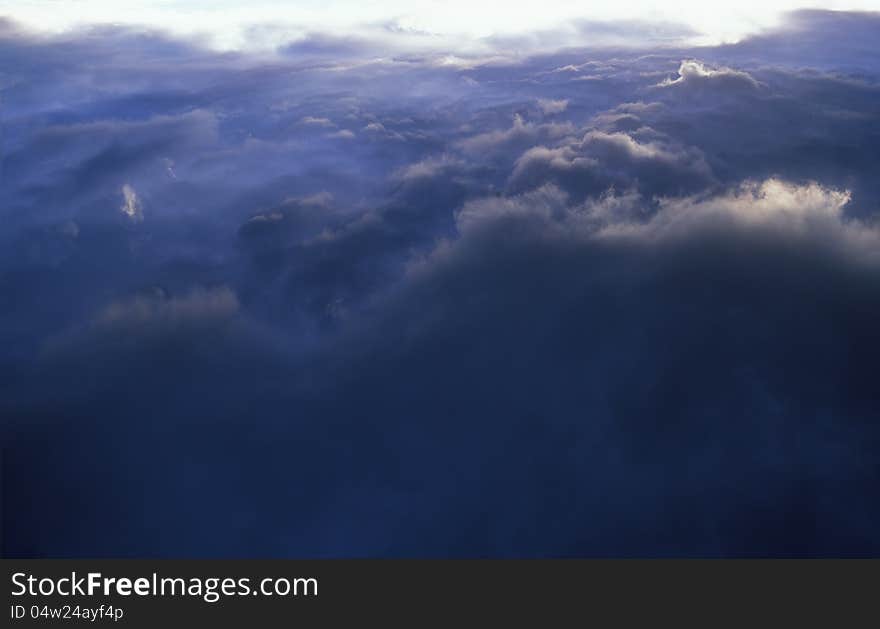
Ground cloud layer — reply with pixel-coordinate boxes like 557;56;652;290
2;10;880;557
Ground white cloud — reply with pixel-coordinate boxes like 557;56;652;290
328;129;356;139
648;178;852;229
537;98;569;115
300;116;336;127
458;114;574;153
8;1;878;52
658;60;760;89
120;184;143;222
393;154;463;181
510;146;597;181
596;179;880;267
447;179;874;264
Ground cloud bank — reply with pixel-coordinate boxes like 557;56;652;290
2;10;880;557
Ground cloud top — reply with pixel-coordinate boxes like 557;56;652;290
3;10;880;558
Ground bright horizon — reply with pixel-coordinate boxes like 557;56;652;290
3;0;880;50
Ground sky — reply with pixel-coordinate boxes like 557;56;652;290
2;3;880;557
4;1;880;48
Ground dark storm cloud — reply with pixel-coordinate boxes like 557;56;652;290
2;11;880;557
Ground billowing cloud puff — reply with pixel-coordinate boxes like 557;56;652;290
458;114;574;155
619;179;856;236
512;145;597;176
446;179;863;254
508;146;599;195
393;154;465;182
508;128;714;198
582;130;706;167
659;60;761;91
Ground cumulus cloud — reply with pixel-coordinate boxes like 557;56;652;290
508;127;714;198
329;173;878;557
392;154;464;182
594;178;873;251
450;179;865;254
658;60;761;91
651;178;852;228
458;114;574;154
508;146;598;194
582;130;711;172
